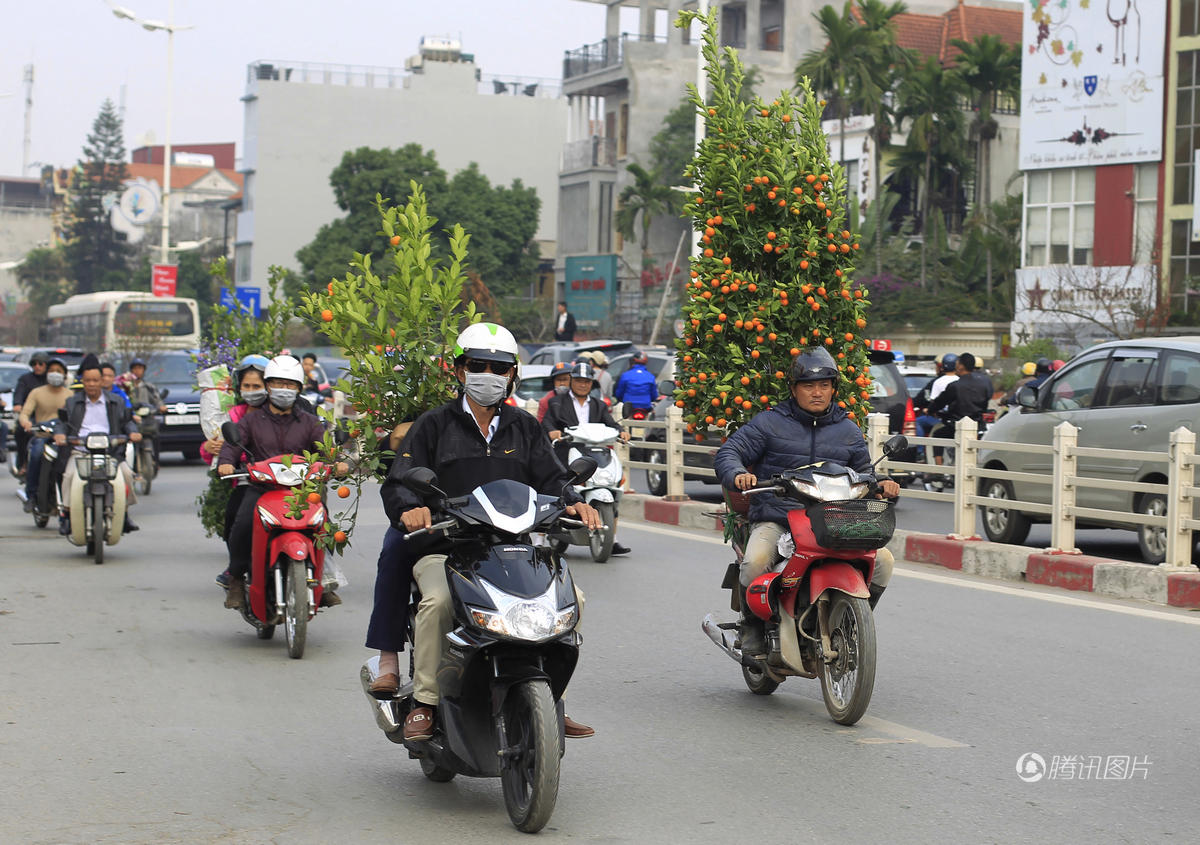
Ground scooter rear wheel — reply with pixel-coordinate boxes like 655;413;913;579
819;594;876;725
284;559;309;659
499;679;560;833
741;663;779;696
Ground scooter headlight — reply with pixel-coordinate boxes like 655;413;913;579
470;580;578;642
257;505;280;527
307;504;326;526
86;433;110;451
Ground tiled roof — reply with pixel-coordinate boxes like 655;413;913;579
125;162;244;194
883;2;1022;66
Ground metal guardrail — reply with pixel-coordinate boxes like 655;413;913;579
518;398;1197;571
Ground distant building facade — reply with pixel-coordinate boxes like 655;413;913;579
0;175;56;323
235;41;567;298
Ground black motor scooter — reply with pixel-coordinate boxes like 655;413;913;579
360;460;595;834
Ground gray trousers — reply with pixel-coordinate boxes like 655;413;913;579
740;521;893;589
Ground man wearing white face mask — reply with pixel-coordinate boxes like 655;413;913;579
370;322;601;741
217;355;347;609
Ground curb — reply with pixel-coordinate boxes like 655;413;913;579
618;492;1200;610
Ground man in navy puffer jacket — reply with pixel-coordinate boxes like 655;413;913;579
714;347;899;658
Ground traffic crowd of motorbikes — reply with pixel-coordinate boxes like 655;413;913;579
6;326;913;833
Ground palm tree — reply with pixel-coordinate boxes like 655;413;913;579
894;57;968;289
795;3;882;213
854;0;913;276
952;34;1021;304
615;162;677;268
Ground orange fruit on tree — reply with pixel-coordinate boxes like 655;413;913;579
334;530;347;544
742;400;753;410
321;309;334;322
307;491;322;504
751;350;760;359
337;485;351;498
760;395;769;404
326;282;334;294
390;234;401;246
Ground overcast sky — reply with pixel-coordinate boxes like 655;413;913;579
0;0;642;178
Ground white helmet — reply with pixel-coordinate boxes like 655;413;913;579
264;354;305;386
453;322;520;365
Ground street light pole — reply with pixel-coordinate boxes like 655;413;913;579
109;1;191;265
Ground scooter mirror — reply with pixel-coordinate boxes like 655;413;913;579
401;466;441;498
160;388;170;400
221;421;241;447
333;425;349;445
568;456;598;486
658;380;675;397
882;434;908;456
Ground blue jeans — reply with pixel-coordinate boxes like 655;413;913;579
365;526;419;653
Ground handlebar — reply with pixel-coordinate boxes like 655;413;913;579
402;518;457;542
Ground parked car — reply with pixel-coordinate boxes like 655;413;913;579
14;347;87;373
0;361;27;451
977;336;1200;562
513;364;554;404
132;351;205;459
899;364;938;399
641;351;915;495
525;339;637;367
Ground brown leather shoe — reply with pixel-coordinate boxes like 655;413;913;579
320;589;342;607
368;673;399;699
224;577;245;610
563;715;594;738
404;705;435;741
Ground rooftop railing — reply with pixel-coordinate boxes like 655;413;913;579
562;32;668;81
245;60;560;98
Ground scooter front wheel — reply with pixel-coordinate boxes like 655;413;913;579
499;679;560;833
284;559;309;659
818;594;876;725
742;663;779;696
92;496;105;565
588;501;615;562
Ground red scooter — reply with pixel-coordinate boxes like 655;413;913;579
220;422;329;659
702;435;906;725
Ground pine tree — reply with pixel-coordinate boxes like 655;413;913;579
673;9;873;438
64;99;131;294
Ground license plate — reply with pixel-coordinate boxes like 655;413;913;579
164;414;200;425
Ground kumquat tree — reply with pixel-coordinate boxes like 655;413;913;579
282;182;481;554
673;8;873;439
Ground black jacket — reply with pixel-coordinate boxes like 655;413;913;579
541;392;622;436
930;370;993;422
554;311;577;341
382;398;578;525
13;371;46;407
56;391;137;454
714;399;873;525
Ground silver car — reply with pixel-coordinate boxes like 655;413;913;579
978;337;1200;561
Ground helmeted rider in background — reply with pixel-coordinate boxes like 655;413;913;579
16;358;71;510
368;322;599;742
713;347;899;659
123;358;168;414
613;350;658;413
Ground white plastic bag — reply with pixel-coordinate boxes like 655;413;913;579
197;364;234;439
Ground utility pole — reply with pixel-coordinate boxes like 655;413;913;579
22;64;33;175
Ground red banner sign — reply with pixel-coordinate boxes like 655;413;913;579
151;264;177;297
870;339;891;351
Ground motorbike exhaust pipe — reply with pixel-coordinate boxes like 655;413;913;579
701;613;743;664
359;658;408;743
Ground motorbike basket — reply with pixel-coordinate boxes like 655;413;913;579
806;499;896;550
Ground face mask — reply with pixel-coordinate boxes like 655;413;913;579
554;385;570;395
268;388;298;410
241;389;267;407
46;372;66;387
464;372;509;406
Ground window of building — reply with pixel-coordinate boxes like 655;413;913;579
1024;168;1094;267
1132;163;1158;265
598;182;614;253
760;0;784;51
721;3;746;48
619;103;629;158
560;183;590;253
234;244;252;283
1183;0;1199;37
1174;51;1200;205
842;159;859;204
1168;218;1200;294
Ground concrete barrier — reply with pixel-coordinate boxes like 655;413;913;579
618;492;1200;609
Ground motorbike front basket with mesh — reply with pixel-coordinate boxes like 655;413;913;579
806;498;896;550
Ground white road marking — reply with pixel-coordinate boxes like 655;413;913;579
623;520;1200;627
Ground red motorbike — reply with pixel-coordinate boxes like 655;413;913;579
220;422;330;659
702;435;906;725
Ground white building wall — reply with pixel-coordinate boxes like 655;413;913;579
237;61;566;292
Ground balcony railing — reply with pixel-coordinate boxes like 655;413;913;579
563;32;668;81
245;60;560;98
562;137;617;171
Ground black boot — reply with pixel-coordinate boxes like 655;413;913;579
738;612;766;660
868;583;886;610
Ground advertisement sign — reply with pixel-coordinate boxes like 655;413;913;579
1013;265;1156;347
564;255;617;327
1018;1;1165;170
219;286;262;318
151;264;177;297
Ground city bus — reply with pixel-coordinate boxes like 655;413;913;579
41;292;201;357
